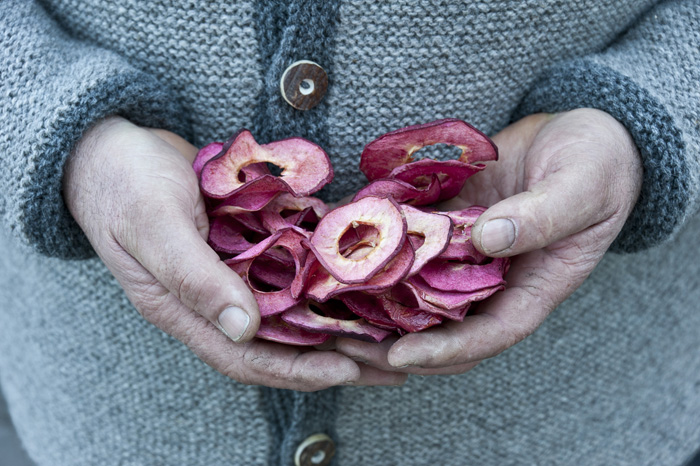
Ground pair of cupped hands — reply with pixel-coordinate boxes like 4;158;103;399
64;109;642;391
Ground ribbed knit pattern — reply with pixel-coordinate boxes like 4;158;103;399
1;1;700;465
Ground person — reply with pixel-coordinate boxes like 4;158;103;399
1;1;699;465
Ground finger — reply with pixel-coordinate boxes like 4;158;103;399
123;202;261;343
471;160;615;257
162;298;360;390
336;337;481;375
387;250;560;369
348;363;408;386
155;291;408;389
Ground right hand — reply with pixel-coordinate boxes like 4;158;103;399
63;116;406;391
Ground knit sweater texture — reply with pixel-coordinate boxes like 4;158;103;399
1;0;699;465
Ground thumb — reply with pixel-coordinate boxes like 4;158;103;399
128;204;261;343
471;163;614;257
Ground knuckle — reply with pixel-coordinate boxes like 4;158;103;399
173;268;213;313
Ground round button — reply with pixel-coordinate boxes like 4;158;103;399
280;60;328;111
294;433;336;466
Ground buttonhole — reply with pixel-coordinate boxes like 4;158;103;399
311;450;326;464
299;78;315;95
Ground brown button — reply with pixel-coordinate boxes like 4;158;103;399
294;433;336;466
280;60;328;110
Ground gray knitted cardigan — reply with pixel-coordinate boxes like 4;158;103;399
1;1;700;465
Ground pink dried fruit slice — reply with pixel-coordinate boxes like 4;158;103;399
201;130;332;198
208;216;257;254
193;142;223;177
352;176;442;206
390;159;485;202
259;210;295;233
439;206;488;263
388;282;470;321
360;119;498;181
419;257;508;293
339;292;400;331
248;254;296;289
306;240;415;302
208;175;290;215
281;303;392;343
400;205;452;276
308;196;407;284
225;229;309;315
228;259;301;316
378;296;443;333
256;315;330;346
407;275;505;310
267;192;331;219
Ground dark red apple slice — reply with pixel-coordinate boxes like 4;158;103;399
360;119;498;181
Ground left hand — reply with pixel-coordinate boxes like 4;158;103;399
334;108;643;374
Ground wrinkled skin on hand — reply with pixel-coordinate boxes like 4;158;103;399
63;117;406;390
334;109;643;375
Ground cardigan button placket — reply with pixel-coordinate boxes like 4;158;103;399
293;433;336;466
280;60;328;110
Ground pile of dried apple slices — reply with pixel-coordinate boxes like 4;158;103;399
196;119;509;345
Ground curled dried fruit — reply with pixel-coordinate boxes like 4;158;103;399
197;120;508;345
360;119;498;181
400;205;452;276
201;130;332;198
308;196;407;284
281;302;393;343
256;315;330;346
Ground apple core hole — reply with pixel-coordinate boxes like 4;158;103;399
280;209;301;217
299;78;314;95
339;224;380;257
414;143;463;161
311;300;360;321
266;162;284;176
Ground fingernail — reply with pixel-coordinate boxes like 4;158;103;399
218;306;250;342
481;218;516;254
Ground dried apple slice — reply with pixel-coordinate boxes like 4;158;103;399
208;216;257;254
256;315;330;346
248;254;296;289
419;258;509;292
360;119;498;181
388;282;470;321
306;240;414;302
352;176;442;206
308;196;407;284
267;192;331;219
201;130;332;198
391;159;485;202
400;205;452;276
281;303;392;343
339;292;400;331
225;228;309;315
378;296;443;333
439;206;488;263
193;141;223;177
406;275;505;310
208;175;290;215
